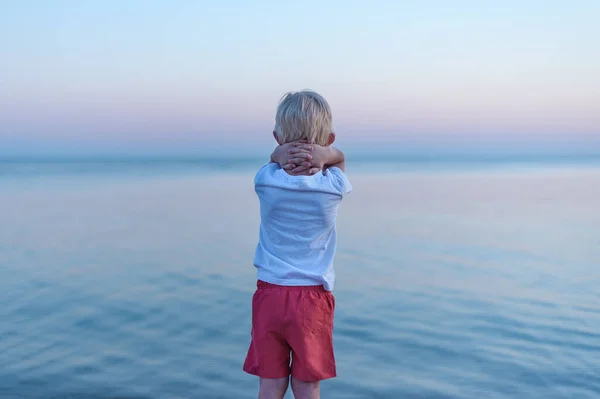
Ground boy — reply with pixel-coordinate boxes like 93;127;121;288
243;90;352;399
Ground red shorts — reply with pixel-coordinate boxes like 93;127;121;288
243;280;336;382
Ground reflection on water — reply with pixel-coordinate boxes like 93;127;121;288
1;167;599;398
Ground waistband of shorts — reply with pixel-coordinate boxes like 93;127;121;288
257;280;328;293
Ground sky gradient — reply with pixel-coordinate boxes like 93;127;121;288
1;0;599;155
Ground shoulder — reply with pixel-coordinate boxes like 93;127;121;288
254;163;281;186
324;167;352;197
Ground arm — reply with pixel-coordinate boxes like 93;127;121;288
321;146;345;172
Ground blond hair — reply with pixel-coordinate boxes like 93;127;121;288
274;90;332;146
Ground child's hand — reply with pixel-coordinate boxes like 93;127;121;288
271;142;314;173
284;142;321;175
287;143;345;173
287;143;332;174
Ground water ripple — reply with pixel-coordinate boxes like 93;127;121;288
2;170;600;398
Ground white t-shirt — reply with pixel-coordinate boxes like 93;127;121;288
253;163;352;291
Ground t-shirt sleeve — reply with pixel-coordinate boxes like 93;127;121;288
254;163;278;186
254;164;269;186
326;167;352;197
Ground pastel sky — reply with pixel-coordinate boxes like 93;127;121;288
1;0;599;155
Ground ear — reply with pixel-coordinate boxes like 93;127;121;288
327;132;336;146
273;131;282;145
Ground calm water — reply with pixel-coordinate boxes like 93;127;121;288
1;158;600;398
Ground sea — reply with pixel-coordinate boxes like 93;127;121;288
1;153;599;398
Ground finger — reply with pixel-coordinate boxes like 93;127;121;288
308;167;320;174
288;153;312;161
297;143;314;151
288;150;312;157
291;164;310;173
289;157;311;165
282;163;295;170
288;148;312;154
291;142;312;150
